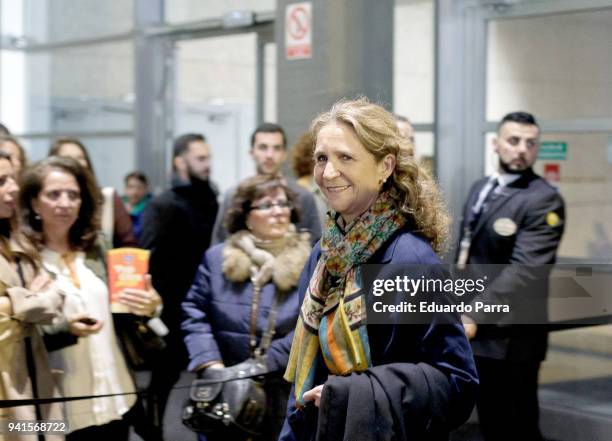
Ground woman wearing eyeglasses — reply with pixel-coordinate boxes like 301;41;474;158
182;174;311;441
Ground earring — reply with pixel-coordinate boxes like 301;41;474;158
34;214;41;220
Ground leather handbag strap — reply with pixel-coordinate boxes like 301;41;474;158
258;292;281;357
16;257;26;287
248;281;283;358
17;259;45;441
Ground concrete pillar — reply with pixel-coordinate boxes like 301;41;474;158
435;0;486;249
134;0;169;193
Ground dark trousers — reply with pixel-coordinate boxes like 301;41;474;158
475;356;544;441
123;399;164;441
146;333;189;430
66;401;163;441
66;419;129;441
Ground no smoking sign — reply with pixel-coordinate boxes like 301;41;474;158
285;2;312;60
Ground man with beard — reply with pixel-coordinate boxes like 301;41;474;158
456;112;565;441
210;122;322;244
139;133;218;437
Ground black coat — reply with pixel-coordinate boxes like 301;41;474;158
457;169;565;361
316;363;456;441
140;179;219;333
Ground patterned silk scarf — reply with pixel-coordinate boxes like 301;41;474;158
284;191;406;405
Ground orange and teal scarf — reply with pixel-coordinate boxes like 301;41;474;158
284;191;406;405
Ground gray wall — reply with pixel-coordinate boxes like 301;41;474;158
276;0;394;145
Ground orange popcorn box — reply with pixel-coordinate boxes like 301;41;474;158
107;248;150;313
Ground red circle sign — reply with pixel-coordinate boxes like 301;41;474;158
288;6;309;40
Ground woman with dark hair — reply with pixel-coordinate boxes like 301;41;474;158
49;137;137;248
279;98;478;441
0;151;65;441
19;156;162;441
182;174;311;441
0;135;28;176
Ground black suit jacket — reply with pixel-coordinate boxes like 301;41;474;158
140;180;219;336
457;169;565;361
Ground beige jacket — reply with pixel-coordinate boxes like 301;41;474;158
0;252;65;441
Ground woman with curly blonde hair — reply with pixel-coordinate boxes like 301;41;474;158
280;98;477;441
311;98;449;252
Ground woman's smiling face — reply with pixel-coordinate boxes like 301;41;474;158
314;122;393;224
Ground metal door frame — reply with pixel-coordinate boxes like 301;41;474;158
134;2;275;191
436;0;612;247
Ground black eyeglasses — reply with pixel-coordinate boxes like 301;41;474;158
250;201;293;211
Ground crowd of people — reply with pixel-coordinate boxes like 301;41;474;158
0;98;564;441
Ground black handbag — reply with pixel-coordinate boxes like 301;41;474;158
182;286;284;436
113;313;166;370
182;357;268;435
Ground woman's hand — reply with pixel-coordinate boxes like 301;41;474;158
5;284;62;324
68;313;103;337
195;362;225;378
28;272;52;292
118;275;162;317
206;362;225;370
461;314;477;340
303;384;325;408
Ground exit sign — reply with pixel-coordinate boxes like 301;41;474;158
539;142;567;160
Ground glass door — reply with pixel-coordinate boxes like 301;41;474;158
160;20;275;194
479;3;612;441
484;6;612;263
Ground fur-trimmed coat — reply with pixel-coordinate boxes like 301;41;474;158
181;231;311;373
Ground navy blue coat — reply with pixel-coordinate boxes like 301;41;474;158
181;243;300;373
279;228;478;441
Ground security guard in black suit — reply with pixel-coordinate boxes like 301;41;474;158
456;112;565;441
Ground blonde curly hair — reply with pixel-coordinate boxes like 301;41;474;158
310;97;449;253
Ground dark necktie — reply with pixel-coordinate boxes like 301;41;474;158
480;178;500;214
469;178;499;231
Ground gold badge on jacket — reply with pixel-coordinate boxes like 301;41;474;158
493;217;517;236
546;211;561;227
